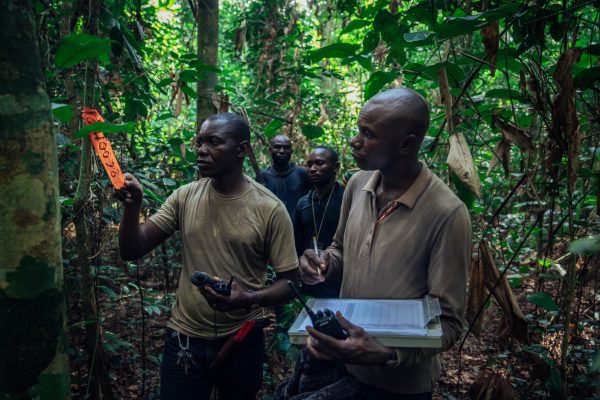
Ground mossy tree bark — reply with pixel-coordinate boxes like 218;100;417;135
0;1;70;398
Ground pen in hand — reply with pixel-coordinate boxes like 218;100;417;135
313;236;321;275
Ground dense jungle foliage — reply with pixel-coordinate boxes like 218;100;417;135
1;0;599;399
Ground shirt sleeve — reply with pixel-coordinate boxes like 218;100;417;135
393;204;472;367
267;202;299;273
147;187;182;235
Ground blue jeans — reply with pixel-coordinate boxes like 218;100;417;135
160;327;265;400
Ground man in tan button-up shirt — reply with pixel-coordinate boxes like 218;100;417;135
299;88;472;398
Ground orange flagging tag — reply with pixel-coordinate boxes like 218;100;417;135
82;107;125;190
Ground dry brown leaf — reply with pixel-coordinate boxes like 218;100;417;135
466;251;486;335
480;241;529;344
174;88;183;117
487;139;510;176
549;48;581;187
234;21;247;54
316;102;328;126
447;132;481;198
180;142;187;160
438;67;454;135
481;21;499;76
211;93;230;113
493;116;534;153
470;369;496;400
470;369;519;400
389;0;400;14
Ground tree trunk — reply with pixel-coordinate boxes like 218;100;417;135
195;0;219;129
0;1;70;398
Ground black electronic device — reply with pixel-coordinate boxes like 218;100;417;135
190;271;233;296
287;280;347;340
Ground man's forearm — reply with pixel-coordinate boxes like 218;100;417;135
119;204;146;260
254;270;298;307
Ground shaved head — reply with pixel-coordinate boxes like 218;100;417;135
360;88;430;143
270;135;291;146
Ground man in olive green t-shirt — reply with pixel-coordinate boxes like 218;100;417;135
115;113;298;400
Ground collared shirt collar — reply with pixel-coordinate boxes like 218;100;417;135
361;162;432;210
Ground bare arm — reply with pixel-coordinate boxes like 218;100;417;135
199;268;299;311
115;173;171;260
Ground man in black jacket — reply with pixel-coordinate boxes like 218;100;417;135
294;146;344;298
259;135;311;221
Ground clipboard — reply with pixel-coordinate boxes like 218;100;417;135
288;297;443;348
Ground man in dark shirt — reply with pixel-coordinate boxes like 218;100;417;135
259;134;311;352
259;135;311;220
294;146;344;298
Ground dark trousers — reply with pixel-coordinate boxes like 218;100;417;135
160;327;265;400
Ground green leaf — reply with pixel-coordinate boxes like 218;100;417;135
403;31;435;44
55;34;111;69
74;122;136;139
189;60;222;73
180;83;198;98
340;19;371;35
306;43;360;62
162;178;177;187
143;188;164;205
527;292;559;312
568;235;600;255
51;104;74;124
450;172;476;209
574;67;600;90
265;120;285;138
157;77;174;87
404;62;465;85
362;31;380;54
364;71;397;101
301;124;325;139
179;69;198;83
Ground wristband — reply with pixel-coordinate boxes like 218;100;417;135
246;289;260;310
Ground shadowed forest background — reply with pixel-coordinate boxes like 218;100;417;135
1;0;599;399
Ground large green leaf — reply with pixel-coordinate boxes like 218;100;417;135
527;292;559;312
55;34;111;69
301;124;325;139
264;120;285;138
340;19;371;35
51;104;74;124
143;188;164;205
403;31;435;44
404;62;465;85
438;4;523;41
306;43;360;62
364;71;397;101
574;67;600;89
362;31;380;54
75;122;136;139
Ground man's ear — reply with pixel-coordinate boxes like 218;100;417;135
238;141;250;158
334;161;341;172
398;134;419;154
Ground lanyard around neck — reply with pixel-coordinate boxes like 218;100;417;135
311;185;336;243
